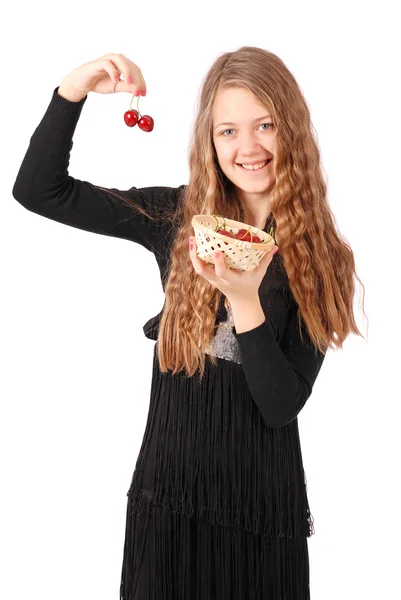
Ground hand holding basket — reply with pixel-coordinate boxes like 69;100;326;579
191;214;276;272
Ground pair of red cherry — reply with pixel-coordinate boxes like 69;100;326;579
124;92;154;132
219;228;264;244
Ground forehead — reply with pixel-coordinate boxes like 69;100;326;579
212;87;268;120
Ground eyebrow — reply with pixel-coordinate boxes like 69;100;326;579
214;115;272;130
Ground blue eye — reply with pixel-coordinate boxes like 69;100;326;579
221;123;274;136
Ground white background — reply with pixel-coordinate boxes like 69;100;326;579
1;1;400;598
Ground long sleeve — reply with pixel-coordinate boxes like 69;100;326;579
232;289;327;428
12;86;182;255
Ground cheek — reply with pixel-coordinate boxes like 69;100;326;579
216;146;234;167
214;140;237;174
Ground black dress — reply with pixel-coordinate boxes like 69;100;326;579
120;338;313;600
12;87;327;600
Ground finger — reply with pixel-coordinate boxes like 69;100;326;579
123;59;146;93
108;53;146;96
261;246;279;269
99;58;123;87
135;65;146;95
112;54;146;92
264;245;278;258
189;237;215;276
189;237;202;271
213;250;226;276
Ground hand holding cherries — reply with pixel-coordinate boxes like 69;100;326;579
58;53;154;131
59;53;148;98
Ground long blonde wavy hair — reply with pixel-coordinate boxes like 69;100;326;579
95;46;367;380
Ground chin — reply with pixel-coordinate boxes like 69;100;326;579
223;167;276;192
235;179;274;194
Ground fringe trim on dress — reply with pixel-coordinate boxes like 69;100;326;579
120;490;310;600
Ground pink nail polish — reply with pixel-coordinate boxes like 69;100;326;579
215;252;221;259
127;76;132;84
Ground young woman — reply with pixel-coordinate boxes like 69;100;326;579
12;47;366;600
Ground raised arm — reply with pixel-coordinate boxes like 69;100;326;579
12;86;182;255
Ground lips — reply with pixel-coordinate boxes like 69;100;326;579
238;159;272;171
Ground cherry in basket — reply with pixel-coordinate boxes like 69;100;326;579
208;214;274;247
235;228;263;243
218;228;262;244
219;230;236;244
124;93;154;132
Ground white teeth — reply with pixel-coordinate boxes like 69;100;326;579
241;160;269;170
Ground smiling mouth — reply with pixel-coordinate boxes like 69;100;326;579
237;159;272;172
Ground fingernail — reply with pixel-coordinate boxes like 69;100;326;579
141;89;146;96
127;76;132;84
215;252;221;259
189;238;193;251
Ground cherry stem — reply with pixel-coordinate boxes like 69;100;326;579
129;94;142;117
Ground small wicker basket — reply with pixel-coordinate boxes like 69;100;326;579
191;214;276;272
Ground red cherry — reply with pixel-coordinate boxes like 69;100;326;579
124;109;139;127
219;230;236;245
238;232;252;242
235;228;249;239
138;115;154;132
234;229;263;243
235;228;255;242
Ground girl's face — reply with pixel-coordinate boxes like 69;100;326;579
212;87;277;200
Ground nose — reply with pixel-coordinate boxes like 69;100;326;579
237;131;263;154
